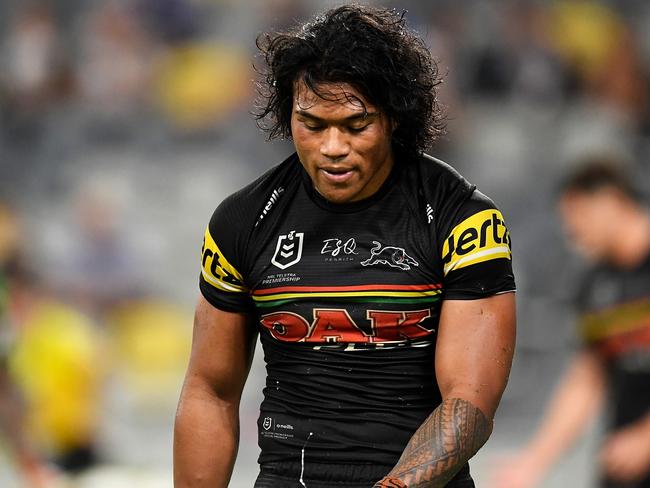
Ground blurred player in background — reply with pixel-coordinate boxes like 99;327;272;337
0;204;52;487
174;4;516;487
0;202;104;486
493;159;650;488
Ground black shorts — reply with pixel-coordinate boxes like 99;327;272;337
254;461;475;487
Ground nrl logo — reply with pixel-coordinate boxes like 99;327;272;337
361;241;419;271
263;417;273;431
271;230;304;269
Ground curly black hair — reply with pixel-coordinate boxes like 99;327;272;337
254;4;445;158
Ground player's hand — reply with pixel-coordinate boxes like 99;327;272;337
489;452;545;488
600;421;650;482
373;477;407;487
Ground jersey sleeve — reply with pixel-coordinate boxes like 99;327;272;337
439;190;516;299
199;197;254;313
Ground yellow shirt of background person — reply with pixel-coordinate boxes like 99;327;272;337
546;0;625;81
8;300;103;456
107;300;191;409
154;41;250;130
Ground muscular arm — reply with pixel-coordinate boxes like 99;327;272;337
173;296;257;487
377;292;516;487
491;349;605;488
522;350;604;470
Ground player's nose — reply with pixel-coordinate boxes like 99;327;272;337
320;127;350;160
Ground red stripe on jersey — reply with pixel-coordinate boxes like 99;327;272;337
252;283;442;296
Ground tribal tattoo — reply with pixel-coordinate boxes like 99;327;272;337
374;398;492;488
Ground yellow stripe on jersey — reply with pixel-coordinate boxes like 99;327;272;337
580;298;650;343
252;289;442;302
442;209;512;275
201;226;248;293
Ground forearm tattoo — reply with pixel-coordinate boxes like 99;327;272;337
374;398;492;488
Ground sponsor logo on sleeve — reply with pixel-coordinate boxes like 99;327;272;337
201;226;247;292
441;209;512;275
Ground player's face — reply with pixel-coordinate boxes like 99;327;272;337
290;81;395;204
559;190;619;261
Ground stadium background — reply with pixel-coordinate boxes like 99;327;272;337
1;0;650;486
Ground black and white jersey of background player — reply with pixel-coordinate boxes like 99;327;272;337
199;152;515;486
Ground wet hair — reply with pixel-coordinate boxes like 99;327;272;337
559;156;638;200
255;4;445;158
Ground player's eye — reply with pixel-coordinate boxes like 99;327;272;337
303;122;324;131
348;124;369;133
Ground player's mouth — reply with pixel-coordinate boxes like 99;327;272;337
319;167;355;183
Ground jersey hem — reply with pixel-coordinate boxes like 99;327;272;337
199;280;253;313
444;287;516;300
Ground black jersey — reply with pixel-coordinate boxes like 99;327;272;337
199;153;515;483
578;252;650;429
577;252;650;488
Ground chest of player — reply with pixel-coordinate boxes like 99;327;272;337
579;261;650;367
245;193;445;347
